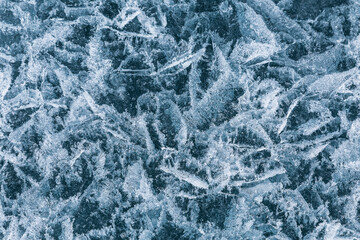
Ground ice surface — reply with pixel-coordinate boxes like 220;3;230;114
0;0;360;239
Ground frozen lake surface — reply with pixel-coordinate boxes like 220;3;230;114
0;0;360;239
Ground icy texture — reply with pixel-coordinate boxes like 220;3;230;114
0;0;360;239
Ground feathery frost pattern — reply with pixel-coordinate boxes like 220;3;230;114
0;0;360;239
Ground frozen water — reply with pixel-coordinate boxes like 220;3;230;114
0;0;360;239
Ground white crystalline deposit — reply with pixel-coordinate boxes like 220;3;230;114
0;0;360;239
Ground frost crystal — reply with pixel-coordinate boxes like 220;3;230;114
0;0;360;239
